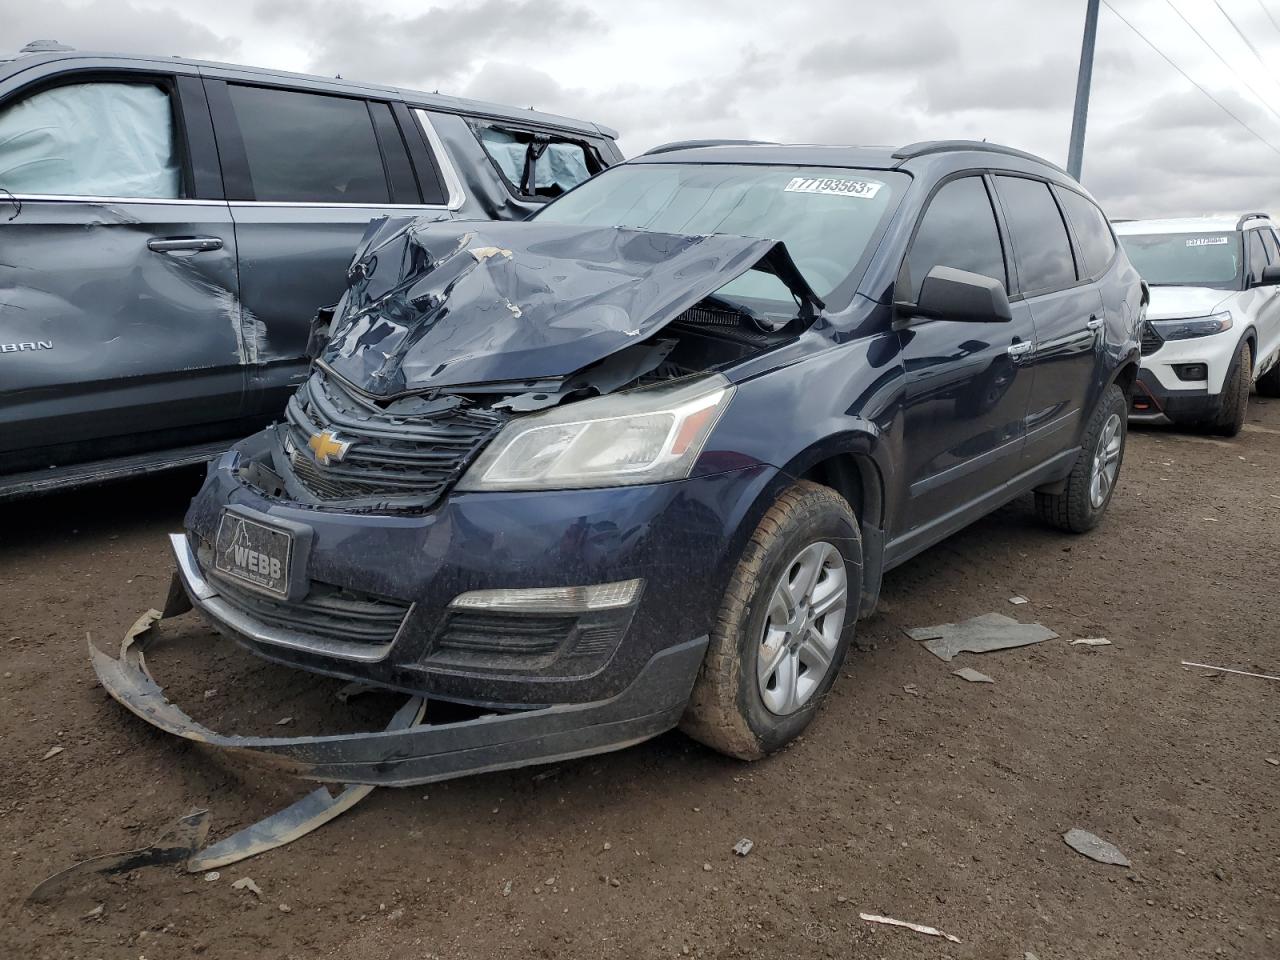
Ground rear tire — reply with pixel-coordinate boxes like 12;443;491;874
1035;384;1127;533
1211;339;1252;437
680;481;861;760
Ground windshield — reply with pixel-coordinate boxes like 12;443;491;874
534;163;907;312
1119;232;1242;289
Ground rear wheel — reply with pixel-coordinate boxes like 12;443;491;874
680;481;860;760
1035;384;1127;533
1210;339;1252;436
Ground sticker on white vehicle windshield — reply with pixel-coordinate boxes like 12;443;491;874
1186;236;1229;246
784;176;883;199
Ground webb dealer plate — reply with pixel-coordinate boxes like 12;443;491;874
213;511;294;597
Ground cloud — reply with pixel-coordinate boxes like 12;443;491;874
4;0;234;59
802;20;959;77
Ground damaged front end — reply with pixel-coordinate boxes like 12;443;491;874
93;217;819;787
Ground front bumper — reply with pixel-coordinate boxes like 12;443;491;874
1130;367;1217;424
181;432;778;708
90;605;708;787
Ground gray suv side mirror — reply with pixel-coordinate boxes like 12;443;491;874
913;265;1013;323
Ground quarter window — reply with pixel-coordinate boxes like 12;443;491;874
904;176;1006;301
994;176;1077;294
227;85;390;203
1057;188;1116;278
0;81;181;198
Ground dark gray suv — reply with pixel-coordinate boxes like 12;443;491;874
0;42;621;499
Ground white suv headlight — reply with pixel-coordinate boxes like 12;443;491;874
457;375;734;491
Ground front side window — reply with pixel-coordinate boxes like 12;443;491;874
1119;232;1242;289
535;163;907;312
904;176;1006;301
227;85;389;203
1057;188;1116;278
475;124;598;198
994;176;1077;294
0;81;181;198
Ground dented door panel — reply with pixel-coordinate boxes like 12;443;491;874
0;198;245;468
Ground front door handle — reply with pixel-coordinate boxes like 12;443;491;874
1007;340;1034;358
148;237;223;253
1086;315;1104;331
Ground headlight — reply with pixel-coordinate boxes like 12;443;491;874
1149;311;1232;340
457;375;734;491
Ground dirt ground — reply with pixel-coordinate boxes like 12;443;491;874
2;399;1278;960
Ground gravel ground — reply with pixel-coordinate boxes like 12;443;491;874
2;398;1278;959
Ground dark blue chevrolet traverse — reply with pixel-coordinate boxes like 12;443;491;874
99;140;1144;780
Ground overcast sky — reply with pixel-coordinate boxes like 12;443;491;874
9;0;1280;216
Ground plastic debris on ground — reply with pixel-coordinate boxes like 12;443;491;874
1181;661;1280;682
953;667;994;683
733;838;753;856
1063;828;1130;866
1008;596;1029;605
232;876;262;898
907;612;1059;662
1069;637;1112;646
858;912;961;943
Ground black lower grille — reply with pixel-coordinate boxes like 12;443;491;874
282;373;507;510
210;571;410;646
1140;321;1163;356
436;612;577;655
427;607;634;668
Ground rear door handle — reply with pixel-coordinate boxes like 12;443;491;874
148;237;223;253
1086;315;1104;331
1007;341;1034;358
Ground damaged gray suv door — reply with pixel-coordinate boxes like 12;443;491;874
0;42;620;500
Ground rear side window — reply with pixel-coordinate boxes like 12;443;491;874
994;176;1077;294
475;124;599;198
0;81;181;198
1246;229;1269;283
227;85;389;203
1057;188;1116;278
904;176;1006;301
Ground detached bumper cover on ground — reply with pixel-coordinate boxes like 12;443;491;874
90;599;707;787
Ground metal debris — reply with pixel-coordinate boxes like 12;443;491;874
1063;828;1130;867
231;877;262;898
1008;596;1029;605
907;612;1059;662
41;746;64;760
859;912;961;943
1070;637;1112;646
733;838;754;856
275;716;294;726
953;667;994;683
1181;661;1280;682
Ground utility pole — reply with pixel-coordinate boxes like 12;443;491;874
1067;0;1101;181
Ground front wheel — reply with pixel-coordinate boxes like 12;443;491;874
1035;383;1127;533
680;481;861;760
1211;339;1253;435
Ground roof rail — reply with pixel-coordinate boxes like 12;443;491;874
1236;211;1270;229
641;138;776;156
892;139;1069;176
19;40;75;53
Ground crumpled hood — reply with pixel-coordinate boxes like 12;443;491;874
1146;285;1233;321
320;218;820;397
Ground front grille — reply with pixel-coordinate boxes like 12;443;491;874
1140;321;1164;356
283;373;507;510
212;573;410;647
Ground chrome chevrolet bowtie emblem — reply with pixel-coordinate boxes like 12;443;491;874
307;430;351;465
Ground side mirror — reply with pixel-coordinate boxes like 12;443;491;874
1257;263;1280;286
911;265;1013;323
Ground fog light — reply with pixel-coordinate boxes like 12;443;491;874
449;579;644;613
1174;363;1208;382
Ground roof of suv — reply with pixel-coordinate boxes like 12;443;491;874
1;45;619;139
1113;214;1272;235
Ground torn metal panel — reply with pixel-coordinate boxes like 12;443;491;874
320;219;822;399
1063;828;1131;867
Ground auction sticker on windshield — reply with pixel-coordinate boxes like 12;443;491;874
784;176;883;199
1186;237;1229;246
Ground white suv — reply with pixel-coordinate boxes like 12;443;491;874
1115;213;1280;435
